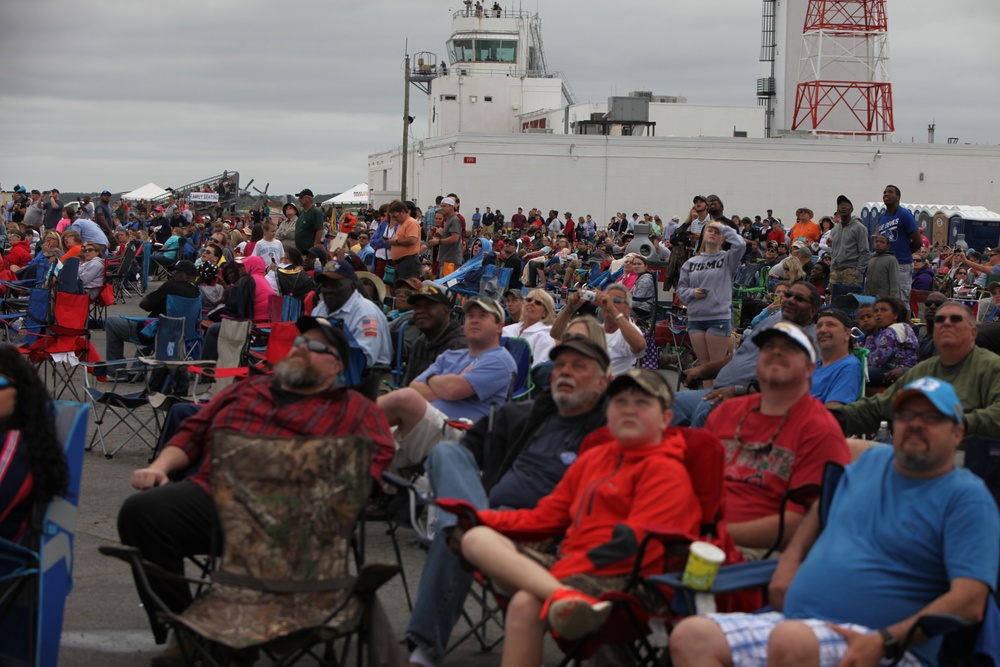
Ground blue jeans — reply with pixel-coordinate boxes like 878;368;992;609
670;389;714;427
405;441;490;664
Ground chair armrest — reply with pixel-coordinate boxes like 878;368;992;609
119;316;150;322
436;497;483;530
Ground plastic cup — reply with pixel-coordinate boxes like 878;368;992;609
680;541;726;591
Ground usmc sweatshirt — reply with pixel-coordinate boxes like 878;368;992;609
677;224;746;322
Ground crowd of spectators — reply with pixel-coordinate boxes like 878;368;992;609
3;180;1000;667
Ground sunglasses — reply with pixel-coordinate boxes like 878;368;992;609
782;292;812;303
894;409;953;425
82;247;98;253
934;314;965;324
524;297;544;306
0;376;14;390
292;336;340;358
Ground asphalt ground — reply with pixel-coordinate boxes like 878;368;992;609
36;284;569;667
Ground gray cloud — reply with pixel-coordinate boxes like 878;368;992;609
1;0;996;195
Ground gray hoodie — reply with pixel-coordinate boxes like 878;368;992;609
829;216;871;273
677;224;746;321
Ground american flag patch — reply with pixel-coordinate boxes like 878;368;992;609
362;318;379;337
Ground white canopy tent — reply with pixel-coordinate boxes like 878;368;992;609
321;182;369;207
121;182;169;201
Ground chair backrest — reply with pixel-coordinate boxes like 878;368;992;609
165;294;203;347
0;402;89;667
267;294;303;324
52;290;90;333
25;288;51;335
674;427;726;535
207;431;370;605
56;257;82;294
327;318;368;388
153;316;186;361
852;346;870;395
501;336;533;399
264;322;300;367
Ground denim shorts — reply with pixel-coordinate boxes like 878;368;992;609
687;317;732;336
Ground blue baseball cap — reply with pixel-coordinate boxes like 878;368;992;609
892;378;964;423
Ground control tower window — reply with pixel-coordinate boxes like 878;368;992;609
448;38;517;64
449;39;475;63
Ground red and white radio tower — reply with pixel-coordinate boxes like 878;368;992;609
791;0;894;138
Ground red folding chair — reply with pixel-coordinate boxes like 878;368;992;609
24;290;99;401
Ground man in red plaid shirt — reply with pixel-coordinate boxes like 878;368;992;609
117;316;394;649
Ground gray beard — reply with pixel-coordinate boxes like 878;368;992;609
273;356;326;390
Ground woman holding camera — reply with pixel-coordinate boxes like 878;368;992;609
677;221;745;388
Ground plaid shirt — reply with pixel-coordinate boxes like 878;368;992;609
169;376;394;494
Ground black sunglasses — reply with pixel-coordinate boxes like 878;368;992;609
782;292;812;304
292;336;340;358
934;314;965;324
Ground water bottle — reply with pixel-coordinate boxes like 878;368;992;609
314;257;322;272
874;421;892;445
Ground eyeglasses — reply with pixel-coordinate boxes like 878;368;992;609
934;314;965;324
894;409;953;425
913;259;925;264
292;336;340;358
524;297;543;306
0;376;15;390
925;301;946;308
782;292;812;304
82;247;98;253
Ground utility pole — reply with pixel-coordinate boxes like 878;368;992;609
401;54;411;202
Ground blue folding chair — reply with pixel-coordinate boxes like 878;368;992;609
0;401;89;667
500;336;534;401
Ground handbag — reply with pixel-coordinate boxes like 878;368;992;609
98;283;116;307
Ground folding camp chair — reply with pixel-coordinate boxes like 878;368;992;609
85;315;186;458
434;427;759;667
500;336;534;400
100;432;399;667
0;401;89;667
105;240;140;303
22;272;97;402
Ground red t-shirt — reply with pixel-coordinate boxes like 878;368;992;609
705;392;850;524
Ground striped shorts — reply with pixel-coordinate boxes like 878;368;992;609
705;612;923;667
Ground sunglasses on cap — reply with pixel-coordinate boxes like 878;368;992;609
292;335;341;358
0;376;14;390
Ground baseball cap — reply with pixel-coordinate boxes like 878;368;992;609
988;281;1000;294
892;377;964;424
314;259;358;284
692;195;707;203
837;195;852;205
671;216;681;222
168;259;198;277
817;308;853;330
753;321;817;363
503;288;523;300
393;277;423;292
463;295;504;322
549;335;610;372
440;196;457;207
608;368;673;407
101;190;112;196
296;188;314;198
295;316;350;361
408;281;451;307
154;205;165;211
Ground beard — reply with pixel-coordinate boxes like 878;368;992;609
551;377;599;414
273;353;328;390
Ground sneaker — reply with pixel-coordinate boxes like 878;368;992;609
543;588;613;640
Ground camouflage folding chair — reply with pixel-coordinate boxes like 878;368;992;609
102;432;399;666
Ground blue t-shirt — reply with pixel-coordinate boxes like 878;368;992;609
415;346;516;420
811;353;862;405
877;207;919;265
785;446;999;666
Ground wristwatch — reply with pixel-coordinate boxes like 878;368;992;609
879;629;901;661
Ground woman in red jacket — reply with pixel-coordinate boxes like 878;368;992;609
456;369;701;667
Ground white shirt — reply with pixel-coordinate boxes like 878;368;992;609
502;320;555;368
606;326;643;377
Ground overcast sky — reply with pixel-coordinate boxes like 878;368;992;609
2;0;996;197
